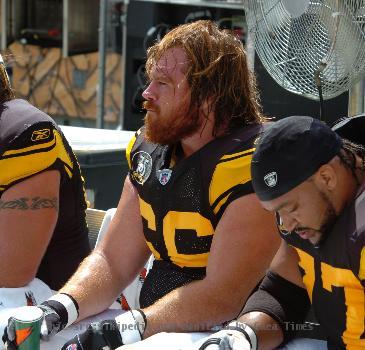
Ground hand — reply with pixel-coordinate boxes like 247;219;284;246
38;303;63;339
2;305;61;349
61;320;123;350
2;317;17;350
198;329;252;350
39;293;79;339
61;309;146;350
2;293;78;348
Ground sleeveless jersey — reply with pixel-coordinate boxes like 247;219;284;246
126;125;262;306
0;99;90;290
280;189;365;350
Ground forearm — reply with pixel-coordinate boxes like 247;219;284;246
60;249;124;321
238;312;283;350
143;278;242;337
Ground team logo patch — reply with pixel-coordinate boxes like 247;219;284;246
131;151;153;185
157;169;172;185
264;172;277;187
31;129;50;141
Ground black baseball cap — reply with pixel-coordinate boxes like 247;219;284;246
251;116;343;201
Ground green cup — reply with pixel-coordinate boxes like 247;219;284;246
12;306;43;350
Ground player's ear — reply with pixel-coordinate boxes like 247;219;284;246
200;95;215;119
314;163;337;191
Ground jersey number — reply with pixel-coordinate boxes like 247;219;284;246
297;249;365;349
139;197;214;268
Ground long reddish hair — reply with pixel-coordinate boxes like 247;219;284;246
145;20;264;135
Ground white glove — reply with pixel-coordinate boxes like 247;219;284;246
198;322;257;350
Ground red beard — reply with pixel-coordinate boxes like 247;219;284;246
143;101;201;145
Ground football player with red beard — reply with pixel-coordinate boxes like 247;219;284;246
4;20;279;350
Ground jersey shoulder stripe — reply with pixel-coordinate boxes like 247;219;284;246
209;147;255;214
126;128;142;169
0;100;74;194
0;127;73;193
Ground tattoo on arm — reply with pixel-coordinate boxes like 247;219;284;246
0;197;59;211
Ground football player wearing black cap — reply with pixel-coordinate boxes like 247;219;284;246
198;115;365;350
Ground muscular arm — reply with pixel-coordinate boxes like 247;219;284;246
237;239;307;350
60;176;151;320
142;194;280;337
0;170;60;287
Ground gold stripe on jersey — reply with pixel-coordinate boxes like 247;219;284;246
295;246;365;348
126;129;142;169
321;262;365;349
359;247;365;281
139;196;161;260
126;134;137;169
294;247;315;302
209;149;254;214
0;130;73;189
220;148;255;161
213;192;232;216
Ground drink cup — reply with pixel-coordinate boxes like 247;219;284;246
12;306;43;350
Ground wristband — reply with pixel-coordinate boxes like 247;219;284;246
115;309;147;345
45;293;79;328
227;321;258;350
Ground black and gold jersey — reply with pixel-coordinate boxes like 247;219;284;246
280;190;365;350
126;125;262;306
0;99;90;290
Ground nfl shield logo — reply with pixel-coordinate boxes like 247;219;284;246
66;344;77;350
158;169;172;185
264;172;278;187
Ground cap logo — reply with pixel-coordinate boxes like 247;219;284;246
264;172;277;187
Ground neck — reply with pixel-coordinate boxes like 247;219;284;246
180;114;217;158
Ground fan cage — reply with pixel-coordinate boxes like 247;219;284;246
245;0;365;100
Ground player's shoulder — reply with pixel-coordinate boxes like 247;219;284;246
126;127;160;170
208;124;264;214
212;124;263;179
0;99;58;150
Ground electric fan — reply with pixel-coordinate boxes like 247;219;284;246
244;0;365;103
